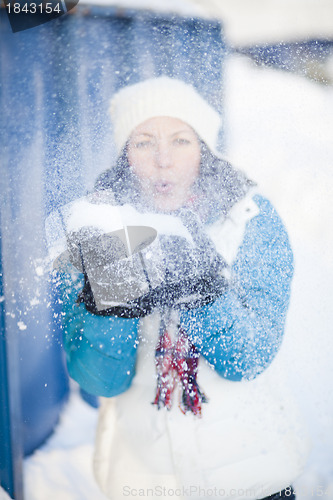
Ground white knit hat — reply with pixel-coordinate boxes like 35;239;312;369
109;76;222;156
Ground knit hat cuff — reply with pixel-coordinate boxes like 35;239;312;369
109;77;222;156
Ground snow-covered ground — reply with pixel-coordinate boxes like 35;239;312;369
24;54;333;499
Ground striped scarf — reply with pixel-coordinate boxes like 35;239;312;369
152;313;207;416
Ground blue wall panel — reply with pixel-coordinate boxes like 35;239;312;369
0;233;24;500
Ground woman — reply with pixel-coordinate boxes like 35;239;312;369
61;77;309;499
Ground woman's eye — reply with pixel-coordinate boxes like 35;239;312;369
173;138;190;145
134;140;152;148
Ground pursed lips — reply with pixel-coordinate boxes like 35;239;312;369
153;180;174;194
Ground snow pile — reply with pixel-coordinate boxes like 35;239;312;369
46;192;194;266
24;55;333;499
24;389;107;500
0;487;12;500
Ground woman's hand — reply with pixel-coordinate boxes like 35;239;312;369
152;208;228;309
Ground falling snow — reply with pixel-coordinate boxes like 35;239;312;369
23;54;333;500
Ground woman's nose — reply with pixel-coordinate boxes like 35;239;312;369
155;143;172;169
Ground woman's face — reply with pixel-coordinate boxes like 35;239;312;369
127;116;201;211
